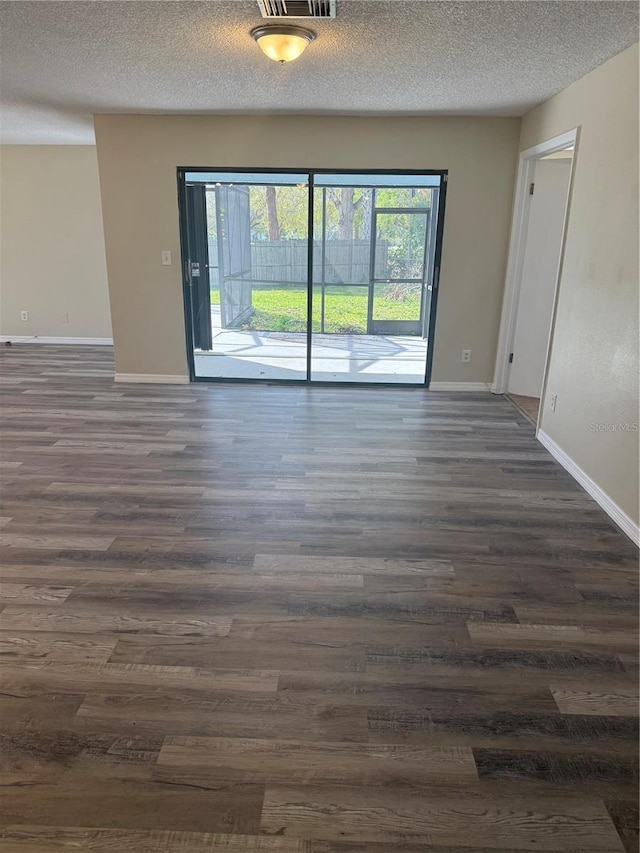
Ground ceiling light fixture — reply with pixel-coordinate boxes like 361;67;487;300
250;24;316;64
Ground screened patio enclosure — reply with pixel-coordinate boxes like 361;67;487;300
180;170;446;384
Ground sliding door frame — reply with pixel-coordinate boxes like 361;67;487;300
177;167;448;387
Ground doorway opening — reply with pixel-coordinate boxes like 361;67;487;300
178;170;447;384
493;130;577;425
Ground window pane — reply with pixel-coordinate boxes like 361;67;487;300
374;213;427;281
372;282;422;322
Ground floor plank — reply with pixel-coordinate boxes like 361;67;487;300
0;826;311;852
157;736;477;787
261;785;626;849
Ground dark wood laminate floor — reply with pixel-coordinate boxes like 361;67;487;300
0;345;638;853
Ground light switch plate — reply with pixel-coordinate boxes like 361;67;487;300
161;251;172;266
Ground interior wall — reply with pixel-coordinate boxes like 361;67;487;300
94;115;520;379
520;43;639;526
0;146;112;339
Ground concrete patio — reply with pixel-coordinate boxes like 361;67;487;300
194;307;428;382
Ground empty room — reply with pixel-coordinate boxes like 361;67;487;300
0;2;638;851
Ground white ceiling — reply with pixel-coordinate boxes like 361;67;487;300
1;1;638;144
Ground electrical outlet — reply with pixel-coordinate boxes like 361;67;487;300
61;312;69;324
161;250;172;266
20;310;29;322
461;349;472;363
550;393;558;412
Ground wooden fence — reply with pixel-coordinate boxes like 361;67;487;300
248;239;387;285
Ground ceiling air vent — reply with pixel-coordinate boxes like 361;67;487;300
257;0;336;19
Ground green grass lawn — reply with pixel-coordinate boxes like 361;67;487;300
211;286;420;335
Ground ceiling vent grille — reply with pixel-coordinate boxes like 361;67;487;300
257;0;336;19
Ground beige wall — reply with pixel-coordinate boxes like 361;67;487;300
94;115;520;379
521;43;639;525
0;146;112;339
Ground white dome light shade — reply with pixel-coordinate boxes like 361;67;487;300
250;25;316;64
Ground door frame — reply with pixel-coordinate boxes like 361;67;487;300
177;167;448;387
491;129;579;416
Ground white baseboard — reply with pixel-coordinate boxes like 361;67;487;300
0;336;113;345
429;381;490;392
537;429;640;546
114;373;190;385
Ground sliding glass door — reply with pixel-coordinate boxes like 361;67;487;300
179;170;446;384
182;172;309;380
310;176;440;382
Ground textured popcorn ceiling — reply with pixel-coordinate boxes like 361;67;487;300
0;1;638;143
